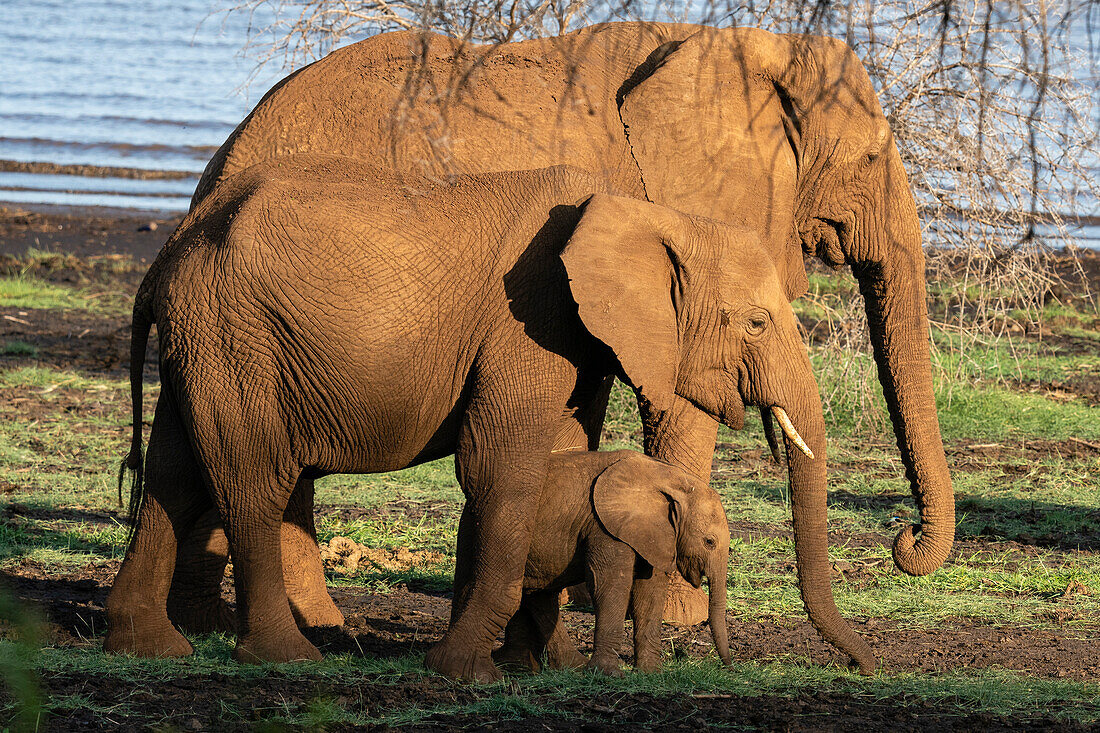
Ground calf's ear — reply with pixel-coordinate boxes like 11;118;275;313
561;194;692;413
591;453;690;573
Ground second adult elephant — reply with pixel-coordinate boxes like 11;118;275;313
181;22;954;606
106;158;874;678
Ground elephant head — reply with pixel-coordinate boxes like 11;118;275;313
619;27;954;577
562;193;875;673
590;452;732;666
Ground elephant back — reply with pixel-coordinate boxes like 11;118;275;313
193;24;699;210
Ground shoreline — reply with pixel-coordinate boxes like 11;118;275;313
0;159;197;181
0;203;181;263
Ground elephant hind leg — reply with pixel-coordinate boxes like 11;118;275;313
106;390;209;657
200;441;320;663
168;508;236;635
166;475;343;635
284;476;343;629
493;601;543;674
495;590;586;673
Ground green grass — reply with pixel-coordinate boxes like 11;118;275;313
0;266;1098;728
0;276;89;311
21;645;1100;728
0;341;38;357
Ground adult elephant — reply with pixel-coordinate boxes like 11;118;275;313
107;159;875;677
170;22;954;628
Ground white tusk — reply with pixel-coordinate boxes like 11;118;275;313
772;407;815;460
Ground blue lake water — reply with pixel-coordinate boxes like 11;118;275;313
0;0;284;211
1;0;1096;246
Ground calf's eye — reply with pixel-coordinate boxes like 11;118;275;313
704;537;717;549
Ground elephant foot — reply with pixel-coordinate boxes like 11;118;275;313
425;642;502;683
492;644;540;674
233;629;322;664
289;594;345;630
167;594;236;635
104;615;193;658
632;653;663;673
545;628;586;670
585;655;624;678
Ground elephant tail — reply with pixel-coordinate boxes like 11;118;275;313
119;273;156;532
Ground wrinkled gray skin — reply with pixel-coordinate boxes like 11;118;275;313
106;157;873;680
497;450;731;676
171;23;954;664
189;23;955;582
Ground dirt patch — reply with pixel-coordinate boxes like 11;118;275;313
0;205;179;263
36;673;1099;732
0;305;159;379
1016;375;1100;407
321;538;448;575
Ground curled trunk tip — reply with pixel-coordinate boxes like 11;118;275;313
892;522;954;576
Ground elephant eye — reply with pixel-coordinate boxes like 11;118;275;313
704;537;717;549
746;314;768;336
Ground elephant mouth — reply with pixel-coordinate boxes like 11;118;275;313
683;567;703;588
799;217;848;267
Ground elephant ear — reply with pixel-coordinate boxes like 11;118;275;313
618;27;821;300
591;453;693;573
560;193;690;413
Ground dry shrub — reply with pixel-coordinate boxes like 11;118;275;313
218;0;601;75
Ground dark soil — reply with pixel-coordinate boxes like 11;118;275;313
38;673;1100;732
0;205;179;262
6;557;1100;730
1;206;1098;730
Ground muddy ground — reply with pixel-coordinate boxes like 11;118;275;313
1;205;1098;731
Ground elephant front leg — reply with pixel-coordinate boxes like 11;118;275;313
629;570;670;672
585;542;635;677
426;482;541;682
640;395;717;625
426;374;562;682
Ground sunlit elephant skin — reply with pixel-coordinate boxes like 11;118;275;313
105;157;873;678
177;22;954;628
496;450;732;676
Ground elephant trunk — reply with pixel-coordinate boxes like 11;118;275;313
856;150;955;577
783;395;876;674
706;559;731;666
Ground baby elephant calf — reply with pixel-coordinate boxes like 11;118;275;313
507;450;732;675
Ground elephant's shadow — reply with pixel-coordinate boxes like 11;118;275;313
297;584;470;658
0;571;110;645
